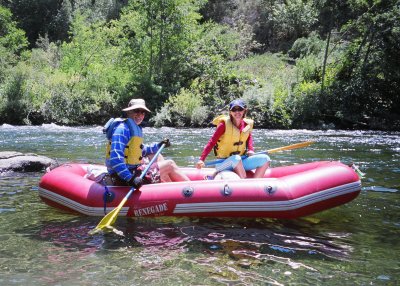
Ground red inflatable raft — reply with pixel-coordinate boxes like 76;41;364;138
38;161;361;219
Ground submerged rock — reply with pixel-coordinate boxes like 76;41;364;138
0;151;58;173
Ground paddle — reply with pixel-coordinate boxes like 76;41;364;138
89;143;166;234
204;141;314;166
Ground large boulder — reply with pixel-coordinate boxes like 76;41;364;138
0;151;58;173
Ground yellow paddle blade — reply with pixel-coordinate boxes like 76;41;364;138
267;141;314;154
89;197;127;235
89;144;166;236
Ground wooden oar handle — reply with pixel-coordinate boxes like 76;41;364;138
267;141;314;153
204;141;314;167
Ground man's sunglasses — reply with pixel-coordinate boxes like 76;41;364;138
231;107;244;112
133;109;147;114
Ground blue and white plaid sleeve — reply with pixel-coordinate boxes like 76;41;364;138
142;142;160;157
107;122;133;182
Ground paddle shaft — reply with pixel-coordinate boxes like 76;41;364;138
204;152;265;167
119;143;166;201
204;141;314;166
91;143;166;233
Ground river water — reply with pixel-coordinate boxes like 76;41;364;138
0;124;399;285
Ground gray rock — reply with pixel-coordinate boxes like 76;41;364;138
0;151;58;173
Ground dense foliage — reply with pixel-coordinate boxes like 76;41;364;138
0;0;398;130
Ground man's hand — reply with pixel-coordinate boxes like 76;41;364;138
158;138;170;148
128;177;143;189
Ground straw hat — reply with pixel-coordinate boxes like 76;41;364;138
122;98;151;112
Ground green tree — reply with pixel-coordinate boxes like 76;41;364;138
0;4;28;76
4;0;67;47
330;0;400;129
3;0;128;48
115;0;206;109
0;5;29;124
271;0;319;51
0;5;28;54
52;12;130;123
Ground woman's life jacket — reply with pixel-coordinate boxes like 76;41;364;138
212;115;254;158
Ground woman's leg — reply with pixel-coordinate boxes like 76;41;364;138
233;160;247;178
253;161;270;178
158;159;190;182
215;155;246;178
144;153;172;182
243;154;271;178
160;172;172;182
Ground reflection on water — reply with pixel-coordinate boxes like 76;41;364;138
0;125;399;285
17;216;358;285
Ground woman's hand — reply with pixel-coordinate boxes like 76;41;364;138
247;151;255;157
196;160;205;169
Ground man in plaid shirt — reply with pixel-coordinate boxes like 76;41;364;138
105;98;190;188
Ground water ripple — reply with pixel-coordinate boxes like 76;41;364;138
364;186;398;193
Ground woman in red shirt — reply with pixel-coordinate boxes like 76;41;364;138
196;99;270;179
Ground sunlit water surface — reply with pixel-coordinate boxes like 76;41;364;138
0;124;399;285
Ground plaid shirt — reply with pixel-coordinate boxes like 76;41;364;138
105;118;159;182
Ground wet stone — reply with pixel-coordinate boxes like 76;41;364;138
0;151;57;173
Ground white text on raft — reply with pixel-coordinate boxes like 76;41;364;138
133;203;168;217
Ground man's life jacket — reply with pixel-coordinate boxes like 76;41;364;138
212;115;254;158
104;118;143;165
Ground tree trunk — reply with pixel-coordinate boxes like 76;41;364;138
321;28;331;93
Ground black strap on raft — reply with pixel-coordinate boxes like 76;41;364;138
102;184;115;214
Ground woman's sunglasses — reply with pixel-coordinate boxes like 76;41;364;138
231;107;244;112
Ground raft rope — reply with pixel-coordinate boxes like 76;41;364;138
102;183;115;215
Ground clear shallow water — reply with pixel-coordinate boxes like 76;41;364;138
0;124;399;285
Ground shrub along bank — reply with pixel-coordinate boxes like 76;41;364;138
0;1;398;130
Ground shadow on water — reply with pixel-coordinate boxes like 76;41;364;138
18;215;354;265
11;214;363;285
